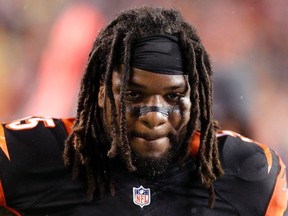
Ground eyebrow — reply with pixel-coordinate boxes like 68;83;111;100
126;81;146;89
163;84;186;91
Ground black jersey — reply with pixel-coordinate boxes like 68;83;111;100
0;116;287;215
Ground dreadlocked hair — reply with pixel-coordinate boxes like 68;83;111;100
63;6;224;208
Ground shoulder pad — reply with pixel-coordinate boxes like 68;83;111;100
217;130;273;181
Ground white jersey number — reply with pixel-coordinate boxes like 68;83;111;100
6;116;56;130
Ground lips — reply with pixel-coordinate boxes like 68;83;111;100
132;131;168;141
129;134;170;157
134;136;168;144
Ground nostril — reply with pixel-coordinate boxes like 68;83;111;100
139;111;167;129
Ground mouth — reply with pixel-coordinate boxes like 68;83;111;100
135;135;167;144
130;135;170;158
133;130;168;141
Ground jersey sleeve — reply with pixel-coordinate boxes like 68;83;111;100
0;116;76;215
215;130;287;215
1;125;20;216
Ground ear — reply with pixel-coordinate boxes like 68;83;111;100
98;81;105;108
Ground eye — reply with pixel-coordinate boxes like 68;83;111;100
165;93;184;101
125;91;142;101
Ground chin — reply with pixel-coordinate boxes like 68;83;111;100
137;149;168;159
131;148;176;178
128;135;180;177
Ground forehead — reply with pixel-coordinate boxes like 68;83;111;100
113;67;188;90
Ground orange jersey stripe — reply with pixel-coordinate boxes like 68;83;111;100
2;206;22;216
0;124;10;160
60;118;75;135
256;142;273;173
0;180;6;207
0;133;21;215
0;181;20;215
189;131;200;159
265;153;287;216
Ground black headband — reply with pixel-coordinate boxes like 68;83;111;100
129;34;186;75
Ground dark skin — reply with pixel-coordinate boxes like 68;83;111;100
98;66;191;176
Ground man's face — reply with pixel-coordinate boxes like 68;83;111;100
98;67;191;176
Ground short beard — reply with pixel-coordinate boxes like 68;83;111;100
131;134;181;178
131;153;171;178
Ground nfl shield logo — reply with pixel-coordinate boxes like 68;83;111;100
133;185;151;208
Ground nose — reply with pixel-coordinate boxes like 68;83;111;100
138;95;169;129
139;109;168;129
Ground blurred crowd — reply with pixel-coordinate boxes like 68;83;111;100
0;0;287;168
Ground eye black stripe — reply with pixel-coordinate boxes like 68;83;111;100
128;106;180;117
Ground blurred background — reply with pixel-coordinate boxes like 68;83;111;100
0;0;287;167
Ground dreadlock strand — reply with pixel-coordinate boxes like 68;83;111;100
199;51;214;164
119;34;136;172
177;33;200;165
200;51;221;181
211;122;224;176
202;52;224;177
197;83;215;187
71;150;81;180
106;91;119;160
63;133;75;167
208;184;216;209
194;48;220;208
104;31;121;159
